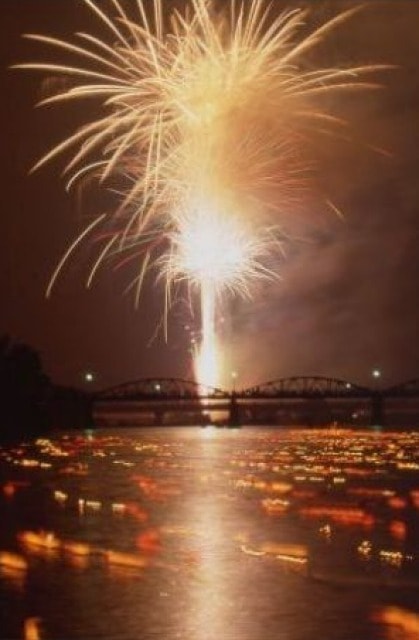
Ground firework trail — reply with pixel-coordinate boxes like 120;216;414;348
16;0;386;387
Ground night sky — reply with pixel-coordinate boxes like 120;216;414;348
1;0;419;392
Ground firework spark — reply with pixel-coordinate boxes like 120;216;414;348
17;0;386;387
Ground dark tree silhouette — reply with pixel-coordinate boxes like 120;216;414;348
0;335;51;441
48;384;93;430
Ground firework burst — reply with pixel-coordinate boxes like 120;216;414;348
17;0;386;386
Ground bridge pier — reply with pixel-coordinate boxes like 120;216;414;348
228;393;240;427
370;393;384;426
154;409;165;426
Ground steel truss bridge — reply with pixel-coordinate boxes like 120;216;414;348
92;376;419;426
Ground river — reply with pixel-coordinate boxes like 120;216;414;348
0;426;418;639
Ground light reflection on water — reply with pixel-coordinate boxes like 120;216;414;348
0;426;418;640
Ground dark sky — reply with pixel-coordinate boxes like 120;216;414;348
1;0;419;391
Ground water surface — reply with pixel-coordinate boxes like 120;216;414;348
0;426;418;639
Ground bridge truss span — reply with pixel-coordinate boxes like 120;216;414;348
384;379;419;397
243;376;371;399
97;377;229;401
